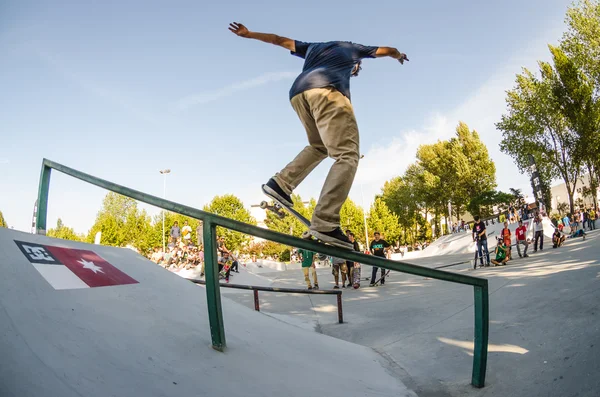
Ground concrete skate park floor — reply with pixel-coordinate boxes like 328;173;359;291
223;232;600;397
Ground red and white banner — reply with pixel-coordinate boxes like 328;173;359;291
15;240;138;290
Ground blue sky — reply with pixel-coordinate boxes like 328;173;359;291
1;0;573;233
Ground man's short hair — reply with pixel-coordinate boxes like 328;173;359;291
474;216;480;221
374;231;381;236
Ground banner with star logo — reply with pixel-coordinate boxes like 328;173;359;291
14;240;138;290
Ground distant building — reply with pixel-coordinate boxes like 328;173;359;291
550;173;599;213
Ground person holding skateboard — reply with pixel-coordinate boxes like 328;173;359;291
229;22;408;249
369;232;391;286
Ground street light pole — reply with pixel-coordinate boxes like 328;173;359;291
159;169;171;252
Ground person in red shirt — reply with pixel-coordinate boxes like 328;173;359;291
515;220;529;258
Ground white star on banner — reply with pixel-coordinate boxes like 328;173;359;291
77;258;104;274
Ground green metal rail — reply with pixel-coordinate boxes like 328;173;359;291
35;158;489;388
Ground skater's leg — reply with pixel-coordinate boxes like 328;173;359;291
380;268;386;285
516;241;522;257
272;93;328;195
306;88;360;232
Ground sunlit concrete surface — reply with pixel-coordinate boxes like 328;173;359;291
226;229;600;397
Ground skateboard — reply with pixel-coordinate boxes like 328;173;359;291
219;261;231;279
259;201;285;219
371;269;390;286
260;196;352;250
352;263;361;289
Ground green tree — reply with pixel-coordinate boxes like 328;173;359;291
203;194;256;253
47;218;84;241
0;211;7;228
339;198;366;245
467;191;514;218
86;192;153;252
550;44;600;210
367;197;401;245
497;64;581;214
416;122;496;230
561;0;600;83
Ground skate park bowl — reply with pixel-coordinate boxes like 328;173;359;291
1;158;491;395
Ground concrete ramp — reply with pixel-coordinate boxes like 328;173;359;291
399;217;559;260
0;228;413;397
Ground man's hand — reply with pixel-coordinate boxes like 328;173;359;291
375;47;409;64
397;52;409;65
229;22;249;38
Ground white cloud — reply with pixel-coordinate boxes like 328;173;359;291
173;71;296;111
350;31;562;208
0;159;9;164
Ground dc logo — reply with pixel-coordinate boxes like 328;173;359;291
23;245;53;261
14;240;60;265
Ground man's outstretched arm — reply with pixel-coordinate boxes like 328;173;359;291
229;22;295;51
375;47;409;64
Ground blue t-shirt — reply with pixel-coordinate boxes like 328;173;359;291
289;41;378;101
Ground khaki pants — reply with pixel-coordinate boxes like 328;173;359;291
302;266;318;287
273;87;360;232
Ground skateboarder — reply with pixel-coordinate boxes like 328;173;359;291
229;22;408;249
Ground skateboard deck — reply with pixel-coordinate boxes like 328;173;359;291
352;263;361;289
219;261;231;279
260;196;352;250
260;200;310;228
372;269;390;286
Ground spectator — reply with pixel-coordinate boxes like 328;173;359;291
196;221;204;245
472;216;490;267
515;220;529;258
331;256;348;289
181;220;192;244
491;238;509;266
533;214;544;252
500;221;512;260
369;232;391;286
218;251;232;283
552;229;565;248
170;221;181;244
298;248;319;290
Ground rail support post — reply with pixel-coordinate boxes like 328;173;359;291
203;220;226;352
36;163;52;235
337;293;343;324
253;290;260;311
472;283;489;387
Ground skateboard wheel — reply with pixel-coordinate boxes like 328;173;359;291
301;231;312;239
259;201;268;209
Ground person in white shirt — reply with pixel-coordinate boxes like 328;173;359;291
181;221;192;245
534;214;544;252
